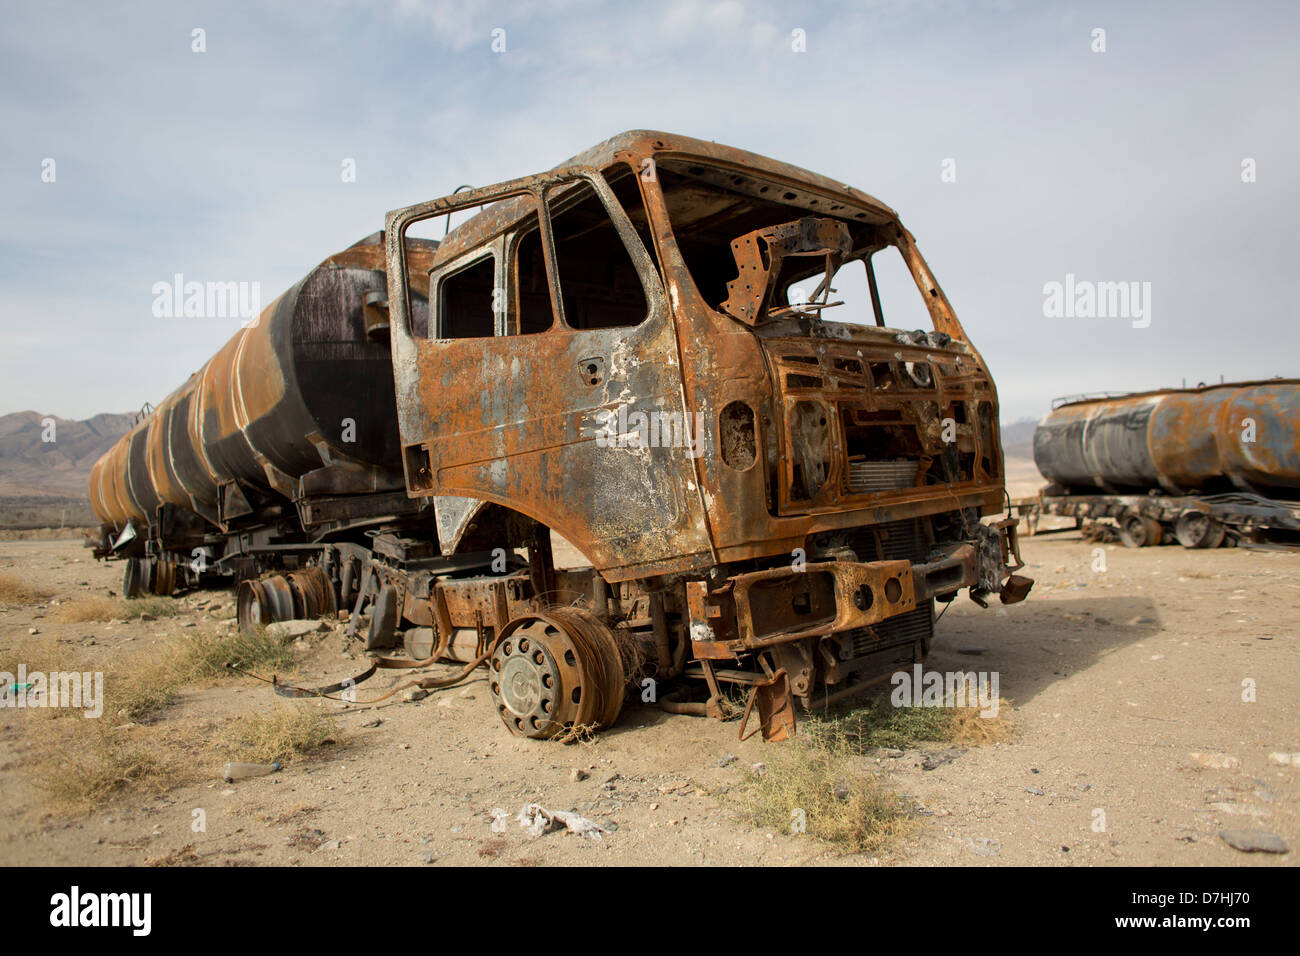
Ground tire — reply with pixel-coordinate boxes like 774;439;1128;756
1118;510;1160;548
1175;511;1226;549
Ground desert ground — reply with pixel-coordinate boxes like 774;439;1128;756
1;518;1296;867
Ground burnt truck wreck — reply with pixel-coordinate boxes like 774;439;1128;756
1020;380;1300;549
88;131;1031;741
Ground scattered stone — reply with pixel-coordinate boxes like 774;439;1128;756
1188;752;1239;770
1219;829;1289;854
716;753;737;767
361;717;383;728
957;647;985;656
570;768;589;782
832;781;850;801
182;621;197;628
882;749;904;759
422;852;435;864
402;688;428;703
921;748;965;771
316;839;341;852
966;836;1001;857
750;762;767;775
139;613;156;622
1026;787;1044;796
1267;752;1300;766
27;627;38;635
1128;616;1158;626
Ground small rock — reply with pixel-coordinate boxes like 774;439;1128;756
422;852;435;864
27;627;38;635
832;781;850;801
1267;752;1300;766
750;762;767;775
140;613;156;622
570;768;589;782
315;839;341;852
716;753;737;767
921;748;965;771
882;749;904;759
1219;829;1289;854
966;837;1001;857
402;688;428;703
1026;787;1044;796
361;718;383;728
1188;752;1239;770
957;647;985;656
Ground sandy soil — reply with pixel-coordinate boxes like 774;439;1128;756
1;531;1296;867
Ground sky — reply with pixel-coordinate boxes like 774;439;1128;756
2;0;1296;424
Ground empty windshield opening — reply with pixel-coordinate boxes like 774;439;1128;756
652;160;928;329
783;246;933;331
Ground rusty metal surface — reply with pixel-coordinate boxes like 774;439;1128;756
89;237;440;533
383;131;1008;582
1034;379;1300;497
91;129;1033;739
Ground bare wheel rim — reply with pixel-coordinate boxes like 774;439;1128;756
490;608;625;740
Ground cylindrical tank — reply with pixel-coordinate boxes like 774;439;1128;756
90;234;437;530
1033;380;1300;496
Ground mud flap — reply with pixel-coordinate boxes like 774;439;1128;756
999;573;1034;604
738;669;797;742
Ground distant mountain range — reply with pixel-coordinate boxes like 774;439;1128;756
0;410;135;528
1000;416;1039;461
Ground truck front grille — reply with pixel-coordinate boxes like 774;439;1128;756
846;459;919;494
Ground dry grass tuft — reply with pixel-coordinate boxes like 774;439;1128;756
221;705;340;765
735;718;915;853
731;684;1014;853
52;595;180;623
41;734;176;809
0;572;54;606
14;625;306;812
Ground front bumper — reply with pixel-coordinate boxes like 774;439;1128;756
687;517;1032;658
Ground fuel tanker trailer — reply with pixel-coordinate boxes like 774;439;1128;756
1019;380;1300;548
89;130;1032;741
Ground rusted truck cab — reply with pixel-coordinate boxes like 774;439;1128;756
384;131;1030;739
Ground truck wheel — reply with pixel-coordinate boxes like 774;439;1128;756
489;607;625;740
1175;512;1226;549
1118;510;1161;548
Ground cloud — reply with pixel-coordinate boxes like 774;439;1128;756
1;0;1297;423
